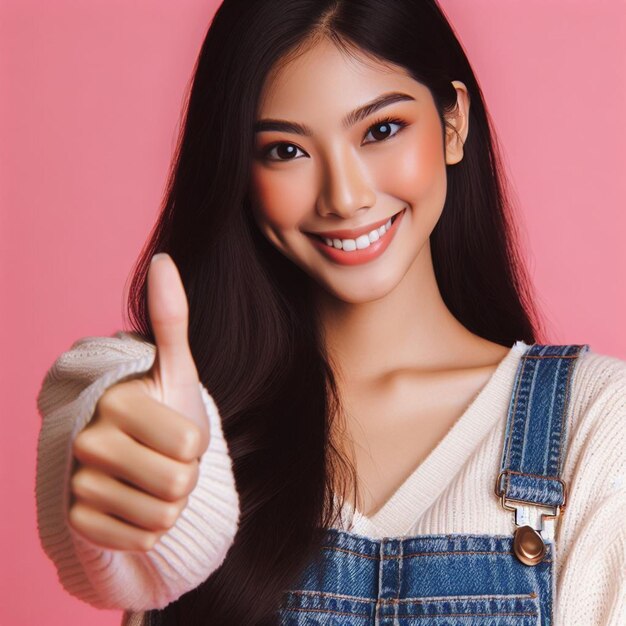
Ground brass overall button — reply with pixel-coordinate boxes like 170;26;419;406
513;525;547;566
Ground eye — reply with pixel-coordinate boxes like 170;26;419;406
259;115;408;162
261;143;306;162
362;116;407;145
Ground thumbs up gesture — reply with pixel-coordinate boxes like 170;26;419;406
69;253;210;551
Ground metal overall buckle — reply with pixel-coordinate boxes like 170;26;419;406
494;470;567;566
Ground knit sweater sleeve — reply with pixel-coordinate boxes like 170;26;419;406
554;351;626;626
35;330;241;611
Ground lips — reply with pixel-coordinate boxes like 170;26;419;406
308;205;405;266
305;208;404;241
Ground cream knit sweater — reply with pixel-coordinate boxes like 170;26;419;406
35;331;626;626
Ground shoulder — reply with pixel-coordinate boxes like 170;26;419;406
573;345;626;388
563;346;625;490
569;346;626;425
555;347;625;587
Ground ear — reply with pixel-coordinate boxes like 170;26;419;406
444;80;470;165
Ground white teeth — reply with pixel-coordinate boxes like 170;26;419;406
355;234;370;249
321;216;396;251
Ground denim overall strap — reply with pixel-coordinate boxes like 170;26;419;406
496;343;589;511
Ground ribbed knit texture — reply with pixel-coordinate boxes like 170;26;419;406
36;333;625;626
35;331;241;612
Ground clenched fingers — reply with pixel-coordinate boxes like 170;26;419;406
96;382;209;461
71;465;188;532
73;422;199;501
68;501;162;552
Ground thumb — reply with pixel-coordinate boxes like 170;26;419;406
147;253;208;433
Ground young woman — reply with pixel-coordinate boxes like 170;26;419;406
35;1;625;625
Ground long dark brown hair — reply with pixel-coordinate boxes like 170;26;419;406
124;0;546;623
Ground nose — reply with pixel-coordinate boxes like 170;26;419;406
316;146;376;219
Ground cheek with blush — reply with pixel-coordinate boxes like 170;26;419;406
374;124;447;205
249;167;311;231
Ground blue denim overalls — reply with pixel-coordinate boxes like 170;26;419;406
275;343;589;626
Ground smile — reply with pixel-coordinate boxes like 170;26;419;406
305;207;406;266
317;212;398;250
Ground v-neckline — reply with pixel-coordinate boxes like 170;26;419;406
333;340;530;535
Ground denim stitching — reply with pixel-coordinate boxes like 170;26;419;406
382;592;538;603
393;610;538;618
522;354;580;359
396;538;403;622
504;349;528;473
543;355;561;473
286;590;375;603
557;347;580;476
281;607;371;618
519;345;545;470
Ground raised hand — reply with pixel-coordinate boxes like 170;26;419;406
69;253;210;551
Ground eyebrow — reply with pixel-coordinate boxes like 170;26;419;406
253;91;416;136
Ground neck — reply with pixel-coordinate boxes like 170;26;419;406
312;240;496;384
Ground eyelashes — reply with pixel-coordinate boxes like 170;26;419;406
362;115;407;144
260;115;409;162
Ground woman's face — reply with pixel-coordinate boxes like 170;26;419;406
249;38;469;304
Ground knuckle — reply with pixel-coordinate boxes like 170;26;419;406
162;466;196;500
155;502;183;530
185;462;200;493
68;501;90;534
175;423;202;461
72;429;99;462
70;466;96;498
134;531;158;552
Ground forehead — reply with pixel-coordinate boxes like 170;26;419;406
256;38;427;119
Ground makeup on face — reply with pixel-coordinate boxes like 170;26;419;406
248;37;454;308
250;90;420;270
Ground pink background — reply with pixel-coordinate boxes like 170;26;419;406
1;1;625;624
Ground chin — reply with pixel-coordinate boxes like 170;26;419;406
315;271;404;304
